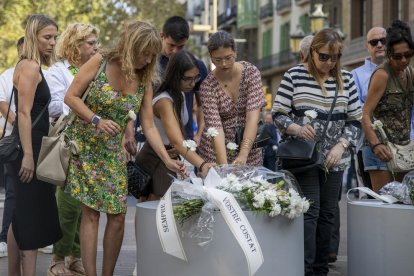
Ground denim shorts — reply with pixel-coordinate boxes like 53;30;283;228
361;145;388;171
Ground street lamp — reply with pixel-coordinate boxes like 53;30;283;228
309;3;328;33
290;25;306;55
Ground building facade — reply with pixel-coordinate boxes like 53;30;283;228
186;0;414;109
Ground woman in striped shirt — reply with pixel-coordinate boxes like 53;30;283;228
272;28;362;276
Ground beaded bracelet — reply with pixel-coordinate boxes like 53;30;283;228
371;143;383;151
199;161;208;172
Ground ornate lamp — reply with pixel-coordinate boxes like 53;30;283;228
290;25;306;55
309;3;328;33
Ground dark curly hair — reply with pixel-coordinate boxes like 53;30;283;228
386;20;414;57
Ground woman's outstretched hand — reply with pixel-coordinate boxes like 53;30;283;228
166;158;188;178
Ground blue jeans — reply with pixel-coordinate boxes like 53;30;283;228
0;164;16;242
294;167;344;276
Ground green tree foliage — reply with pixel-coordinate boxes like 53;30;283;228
0;0;186;72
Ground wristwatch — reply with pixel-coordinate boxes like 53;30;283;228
339;140;349;149
91;114;101;128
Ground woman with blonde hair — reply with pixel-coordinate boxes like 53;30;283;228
63;20;184;275
273;28;362;275
8;14;62;276
45;22;99;276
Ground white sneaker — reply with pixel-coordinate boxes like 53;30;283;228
38;244;53;254
0;242;7;258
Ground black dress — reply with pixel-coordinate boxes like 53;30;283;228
11;69;62;250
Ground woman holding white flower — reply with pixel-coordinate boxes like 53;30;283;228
63;21;184;275
136;50;215;200
361;20;414;192
198;31;266;166
273;28;361;276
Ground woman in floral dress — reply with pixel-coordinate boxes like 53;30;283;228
63;21;184;276
198;31;266;166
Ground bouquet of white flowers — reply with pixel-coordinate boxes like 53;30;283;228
173;165;309;223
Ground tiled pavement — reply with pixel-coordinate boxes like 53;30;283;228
0;195;348;275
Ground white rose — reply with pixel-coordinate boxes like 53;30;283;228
304;110;318;120
128;110;137;121
226;142;239;151
206;127;219;138
372;120;383;129
182;140;197;151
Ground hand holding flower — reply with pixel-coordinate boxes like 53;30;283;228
226;142;238;158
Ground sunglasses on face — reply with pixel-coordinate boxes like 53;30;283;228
316;52;342;62
181;74;201;84
368;37;386;47
390;50;414;60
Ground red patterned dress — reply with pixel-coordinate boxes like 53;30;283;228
198;61;266;166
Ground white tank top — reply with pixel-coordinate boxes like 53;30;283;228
152;91;189;145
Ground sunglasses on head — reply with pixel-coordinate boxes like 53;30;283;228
390;50;414;60
368;37;386;47
316;52;342;62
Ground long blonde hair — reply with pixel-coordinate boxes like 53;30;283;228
56;23;99;68
21;14;58;66
102;20;162;84
306;28;344;93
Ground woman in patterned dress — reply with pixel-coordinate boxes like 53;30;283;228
45;23;99;276
198;31;266;166
63;21;184;276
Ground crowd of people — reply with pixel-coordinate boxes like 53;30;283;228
0;12;413;276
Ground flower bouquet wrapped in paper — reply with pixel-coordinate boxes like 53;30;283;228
379;171;414;205
156;166;309;275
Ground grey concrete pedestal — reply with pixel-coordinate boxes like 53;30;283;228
348;200;414;276
135;201;304;276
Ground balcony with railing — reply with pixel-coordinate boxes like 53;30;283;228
218;5;237;27
260;3;274;20
255;49;296;72
276;0;292;14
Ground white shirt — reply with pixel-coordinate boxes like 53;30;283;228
152;91;188;145
45;60;74;118
0;68;16;136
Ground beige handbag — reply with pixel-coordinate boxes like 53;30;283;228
36;61;106;186
387;140;414;172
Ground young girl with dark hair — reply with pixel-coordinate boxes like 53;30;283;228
136;50;214;200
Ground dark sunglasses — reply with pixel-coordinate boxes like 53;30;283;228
368;37;386;47
181;74;201;83
317;52;342;62
390;50;414;60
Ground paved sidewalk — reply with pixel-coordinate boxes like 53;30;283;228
0;195;349;275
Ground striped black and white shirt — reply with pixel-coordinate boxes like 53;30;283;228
272;64;362;171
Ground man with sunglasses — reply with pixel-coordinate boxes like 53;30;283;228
351;27;387;193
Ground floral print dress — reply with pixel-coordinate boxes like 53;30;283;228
64;60;144;214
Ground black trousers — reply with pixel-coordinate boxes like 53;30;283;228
294;167;344;276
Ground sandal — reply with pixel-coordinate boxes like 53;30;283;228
66;257;86;276
47;260;74;276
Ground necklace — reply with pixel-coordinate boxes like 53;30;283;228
397;69;406;81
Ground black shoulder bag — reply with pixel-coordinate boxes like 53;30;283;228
276;83;339;174
0;88;50;164
234;70;270;149
127;120;152;198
